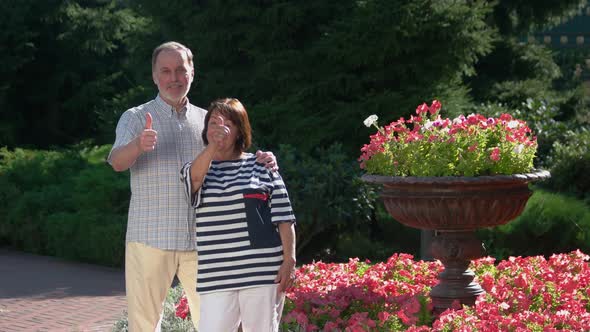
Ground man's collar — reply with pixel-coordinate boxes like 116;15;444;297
155;94;189;117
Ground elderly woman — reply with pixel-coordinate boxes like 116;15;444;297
181;98;296;332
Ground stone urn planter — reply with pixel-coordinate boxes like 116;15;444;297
362;170;550;314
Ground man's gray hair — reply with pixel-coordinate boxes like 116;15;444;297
151;41;194;70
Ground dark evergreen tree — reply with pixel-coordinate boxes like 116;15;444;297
128;0;496;154
0;0;146;148
469;0;588;105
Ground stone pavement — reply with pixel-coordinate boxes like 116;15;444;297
0;249;126;332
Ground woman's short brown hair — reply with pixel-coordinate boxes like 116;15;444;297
202;98;252;153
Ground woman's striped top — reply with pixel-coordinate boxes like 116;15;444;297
181;153;296;294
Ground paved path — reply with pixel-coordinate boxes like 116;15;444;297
0;249;126;332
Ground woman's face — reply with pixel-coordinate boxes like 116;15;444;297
206;111;239;151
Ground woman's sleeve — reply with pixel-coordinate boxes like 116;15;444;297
269;171;296;225
180;162;201;208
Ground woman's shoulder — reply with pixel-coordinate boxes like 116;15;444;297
239;152;257;164
209;153;256;172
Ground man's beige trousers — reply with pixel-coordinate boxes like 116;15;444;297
125;242;199;331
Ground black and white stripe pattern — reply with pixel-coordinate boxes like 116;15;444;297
181;153;295;294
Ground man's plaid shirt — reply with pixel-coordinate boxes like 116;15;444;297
108;95;207;250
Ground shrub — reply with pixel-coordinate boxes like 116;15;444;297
45;212;126;266
544;129;590;202
0;148;85;250
333;203;422;262
0;145;129;266
275;143;377;261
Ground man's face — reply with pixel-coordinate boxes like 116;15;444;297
152;49;194;106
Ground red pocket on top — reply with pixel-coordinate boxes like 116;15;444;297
243;193;269;201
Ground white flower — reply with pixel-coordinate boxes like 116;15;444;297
507;120;520;129
453;115;466;124
513;144;524;154
363;114;379;127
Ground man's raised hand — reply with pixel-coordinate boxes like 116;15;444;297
138;112;158;152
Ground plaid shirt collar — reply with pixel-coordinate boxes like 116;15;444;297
155;94;189;118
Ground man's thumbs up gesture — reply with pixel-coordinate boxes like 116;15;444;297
138;112;158;152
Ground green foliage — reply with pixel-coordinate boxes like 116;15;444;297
0;147;84;249
0;142;418;267
471;100;562;166
511;99;572;165
3;0;587;164
545;129;590;202
468;39;561;104
491;0;587;35
479;190;590;260
0;145;129;266
1;0;589;269
0;0;146;148
112;284;196;332
274;143;377;260
334;214;421;263
467;0;590;127
471;97;588;170
251;0;495;155
45;211;126;266
553;48;590;91
127;0;495;156
272;142;422;262
160;284;197;332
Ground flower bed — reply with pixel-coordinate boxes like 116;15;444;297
171;251;590;331
280;251;590;331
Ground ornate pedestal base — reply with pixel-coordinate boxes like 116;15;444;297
361;170;550;314
429;231;485;314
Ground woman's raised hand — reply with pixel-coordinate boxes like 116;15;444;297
209;115;231;148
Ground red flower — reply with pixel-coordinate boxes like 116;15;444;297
377;311;391;325
429;100;442;114
360;100;538;176
174;293;190;320
490;147;501;162
416;103;429;115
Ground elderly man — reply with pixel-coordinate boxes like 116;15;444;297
108;41;276;331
